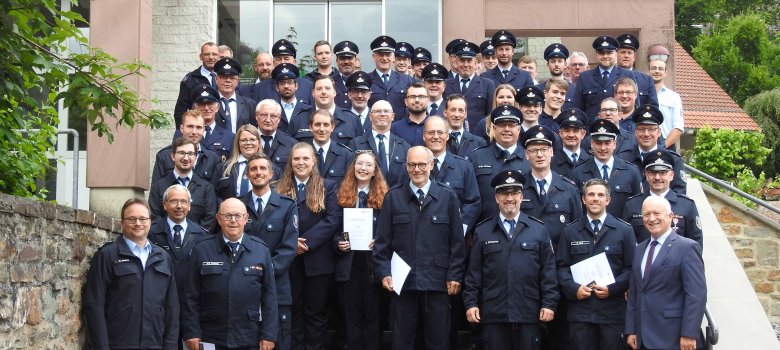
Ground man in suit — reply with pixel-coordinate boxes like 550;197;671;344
241;153;299;350
626;196;706;350
572;119;641;217
373;146;468;350
443;93;486;160
271;63;314;137
615;34;658;108
348;100;411;187
480;30;534;92
309;109;355;184
444;41;496;131
149;137;217;233
552;108;591;180
174;42;219;128
367;35;415;120
180;84;234;161
214;57;257;134
255;99;297;170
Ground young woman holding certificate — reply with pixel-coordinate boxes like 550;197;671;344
334;151;389;350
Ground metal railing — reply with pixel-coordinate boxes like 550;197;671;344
684;164;780;217
18;128;80;207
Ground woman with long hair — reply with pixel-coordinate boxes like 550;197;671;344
334;151;389;350
277;142;342;350
473;83;517;142
213;124;263;202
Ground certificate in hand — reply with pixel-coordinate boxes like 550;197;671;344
570;252;616;286
343;208;373;251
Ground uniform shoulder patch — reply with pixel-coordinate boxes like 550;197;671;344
614;217;632;227
246;235;268;247
563;219;581;228
624;161;639;169
451;154;468;162
97;240;116;250
626;193;645;200
677;193;694;202
474;217;494;229
528;215;545;224
335;142;353;153
558;175;577;187
278;194;296;202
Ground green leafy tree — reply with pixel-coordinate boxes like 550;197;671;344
0;0;168;198
744;88;780;177
675;0;723;52
691;14;780;105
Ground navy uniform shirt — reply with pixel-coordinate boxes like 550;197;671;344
152;145;220;184
624;147;687;195
521;172;584;246
373;182;468;292
391;116;428;147
312;142;355;184
571;157;642;217
556;214;636;324
571;66;658;124
181;235;279;347
470;144;531;221
447;129;487;161
288;108;364;146
480;65;534;93
148;218;212;296
431;152;482;230
368;70;414;121
348;132;411;187
443;75;496;131
463;213;559;323
149;172;217;233
622;191;703;248
240;191;299;306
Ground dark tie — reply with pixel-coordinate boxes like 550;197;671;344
377;134;388;174
502;70;509;79
358;191;368;208
227;241;240;259
210;72;217;89
504;218;516;237
382;73;389;85
537;179;547;201
500;149;510;162
432;158;440;180
591;219;601;233
221;97;234;126
172;224;182;248
601;70;609;84
449;131;461;152
205;125;212;141
317;147;326;174
643;240;659;283
429;102;438;116
178;176;189;188
297;183;306;202
571;153;578;164
460;78;470;93
261;135;273;155
255;197;263;214
640;151;649;162
239;161;249;195
416;189;425;205
601;164;610;181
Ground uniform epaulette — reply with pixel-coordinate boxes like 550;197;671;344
563;218;581;228
528;215;545;224
677;193;694;202
614;217;632;227
245;235;269;247
472;144;492;152
277;193;296;202
559;175;577;186
624;161;639;169
626;193;645;201
451;153;468;162
668;149;682;157
335;142;353;153
97;240;116;250
389;182;405;191
182;72;193;83
474;217;494;229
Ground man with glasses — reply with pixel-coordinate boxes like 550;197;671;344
153;110;221;184
84;198;179;350
182;198;279;350
348;100;411;187
622;150;702;247
214;57;258;134
333;41;361;109
590;97;639;162
344;71;373;133
392;83;431;146
566;51;588;84
368;35;415;121
625;105;687;194
613;77;641;134
175;42;219;128
256;99;296;171
615;34;657;108
178;84;234;161
149;137;217;233
648;59;684;150
373;146;467;350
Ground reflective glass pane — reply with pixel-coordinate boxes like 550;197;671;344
274;3;327;73
330;2;382;72
218;0;271;81
386;0;440;63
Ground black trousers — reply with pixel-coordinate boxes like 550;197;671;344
290;257;332;350
337;251;381;350
390;290;450;350
568;322;626;350
481;322;541;350
276;305;292;350
541;298;569;350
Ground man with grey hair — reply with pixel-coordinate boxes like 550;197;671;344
566;51;588;84
348;100;411;187
255;98;296;170
218;45;233;59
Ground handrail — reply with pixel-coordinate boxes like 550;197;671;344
17;128;80;207
684;164;780;217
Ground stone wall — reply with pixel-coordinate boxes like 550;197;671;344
703;184;780;324
0;194;120;349
526;37;561;81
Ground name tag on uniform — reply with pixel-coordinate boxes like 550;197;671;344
570;241;590;246
115;259;130;263
477;165;492;169
522;199;531;202
631;214;642;219
484;240;499;246
202;261;224;266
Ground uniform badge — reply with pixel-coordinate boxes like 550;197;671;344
624;39;632;44
293;214;299;229
601;41;609;47
505;177;515;184
597;127;607;133
400;47;407;51
499;35;507;40
201;91;209;96
463;46;470;52
559;215;565;223
502;109;511;115
380;42;388;47
535;132;544;139
279;45;287;50
417;53;424;58
568;116;577;121
527;92;535;98
696;216;702;229
357;77;364;82
224;63;232;70
487;45;494;50
431;69;439;75
282;68;289;73
643;112;652;118
553;48;561;53
344;47;351;52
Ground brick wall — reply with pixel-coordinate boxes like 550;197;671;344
0;194;121;348
704;185;780;324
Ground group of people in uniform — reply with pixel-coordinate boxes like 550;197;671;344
83;29;706;350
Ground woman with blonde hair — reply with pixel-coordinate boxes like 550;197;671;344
334;151;389;350
213;124;266;202
277;142;342;350
473;83;517;142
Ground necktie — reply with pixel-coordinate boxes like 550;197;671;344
601;164;610;181
500;149;510;162
382;73;389;85
358;191;368;208
173;224;183;248
205;125;212;141
504;218;516;237
297;183;306;202
601;70;609;84
377;134;388;173
449;131;461;151
210;72;217;89
227;241;240;260
317;147;326;174
537;179;547;201
643;240;659;283
460;78;470;93
255;197;263;214
640;151;649;162
261;135;273;155
502;69;509;79
239;161;249;195
178;176;189;188
591;219;601;233
221;97;234;124
432;158;440;180
571;153;578;164
417;189;425;205
429;103;438;116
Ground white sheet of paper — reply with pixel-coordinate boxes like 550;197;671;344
391;252;411;295
344;208;373;251
182;341;215;350
570;252;616;286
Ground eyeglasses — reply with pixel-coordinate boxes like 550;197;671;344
406;95;429;100
218;213;247;221
569;63;586;67
648;66;666;71
165;199;190;205
122;217;151;223
175;151;196;158
372;109;393;115
635;127;659;134
526;147;551;155
277;80;296;86
406;162;430;170
599;108;618;114
615;90;636;96
256;113;280;120
349;90;371;95
424;130;447;136
239;138;258;144
355;161;376;169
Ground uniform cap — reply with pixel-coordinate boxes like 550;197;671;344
589;119;620;141
491;170;525;192
516;86;545;105
421;63;449;81
412;47;433;63
214;57;242;76
490;105;522;124
642;150;675;171
454;41;480;58
346;71;372;90
480;39;496;56
520;125;556;146
395;42;414;58
631;104;664;125
272;39;297;58
491;30;517;48
370;36;397;52
191;84;219;104
616;34;640;51
271;63;299;81
543;43;569;61
592;35;619;52
333;40;359;57
445;39;467;54
557;108;587;129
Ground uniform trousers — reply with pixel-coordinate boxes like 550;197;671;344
568;322;625;350
482;322;541;350
276;305;291;350
337;251;381;350
390;290;450;350
290;258;332;350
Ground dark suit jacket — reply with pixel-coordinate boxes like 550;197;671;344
348;132;411;187
571;157;642;217
480;65;534;92
147;218;211;295
174;124;234;161
314;142;355;184
280;101;314;137
239;78;313;107
216;94;258;132
551;146;591;181
264;131;297;170
296;179;343;276
448;129;487;161
152;145;220;184
626;232;706;349
443;75;496;131
431;152;481;230
149;172;217;233
368;70;414;121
